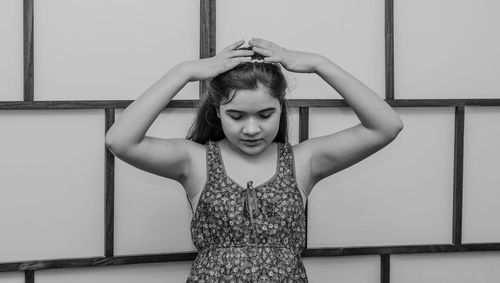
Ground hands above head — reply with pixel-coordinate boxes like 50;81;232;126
181;40;254;82
179;38;325;81
248;38;323;73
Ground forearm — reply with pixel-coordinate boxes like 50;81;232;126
105;63;190;149
313;55;403;136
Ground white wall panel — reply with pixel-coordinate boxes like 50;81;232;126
35;0;199;101
463;107;500;243
304;256;379;283
395;0;500;99
37;262;193;283
308;108;455;247
392;252;500;283
0;273;23;283
114;109;196;255
0;110;104;261
217;0;385;99
0;0;23;101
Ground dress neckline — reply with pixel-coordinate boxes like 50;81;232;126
213;141;281;190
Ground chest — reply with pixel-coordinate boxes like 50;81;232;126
222;157;278;189
188;141;306;215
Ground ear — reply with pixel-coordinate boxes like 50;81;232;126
216;108;220;118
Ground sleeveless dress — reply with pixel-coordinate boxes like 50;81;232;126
187;141;308;282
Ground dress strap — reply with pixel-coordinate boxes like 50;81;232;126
280;143;308;205
278;143;295;179
206;140;224;183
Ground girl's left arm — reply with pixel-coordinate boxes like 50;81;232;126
304;55;404;184
249;38;404;193
314;53;404;137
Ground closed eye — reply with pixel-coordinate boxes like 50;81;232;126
229;114;243;120
224;108;276;120
260;113;272;119
259;110;276;119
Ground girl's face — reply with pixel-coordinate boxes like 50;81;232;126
218;85;282;156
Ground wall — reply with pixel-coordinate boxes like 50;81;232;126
1;0;500;282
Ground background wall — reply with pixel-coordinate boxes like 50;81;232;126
1;0;499;282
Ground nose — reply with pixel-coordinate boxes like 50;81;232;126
242;117;261;136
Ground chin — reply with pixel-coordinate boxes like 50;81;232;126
241;147;264;156
236;140;268;155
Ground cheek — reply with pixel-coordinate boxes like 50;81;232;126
219;117;239;134
266;116;282;133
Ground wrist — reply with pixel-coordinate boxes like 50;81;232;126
311;54;333;74
173;61;195;83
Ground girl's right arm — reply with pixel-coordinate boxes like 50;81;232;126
105;62;194;183
105;40;253;191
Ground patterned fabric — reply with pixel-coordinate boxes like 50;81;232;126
187;141;308;282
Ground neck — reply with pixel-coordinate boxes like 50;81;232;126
221;139;274;161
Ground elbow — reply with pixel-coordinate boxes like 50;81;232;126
375;118;403;142
396;117;404;133
105;137;116;154
104;133;122;155
386;118;404;140
104;131;114;147
394;117;404;133
105;132;142;156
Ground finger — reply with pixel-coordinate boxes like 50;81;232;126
252;46;273;57
220;39;246;53
229;49;255;57
248;38;264;47
225;57;252;69
249;37;276;49
263;57;280;63
249;37;267;44
234;57;252;64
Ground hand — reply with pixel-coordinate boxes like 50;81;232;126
182;40;254;82
248;38;321;73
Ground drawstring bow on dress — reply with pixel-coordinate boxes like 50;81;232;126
245;181;259;243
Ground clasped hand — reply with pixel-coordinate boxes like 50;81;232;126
182;38;320;82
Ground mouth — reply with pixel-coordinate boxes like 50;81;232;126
241;139;262;146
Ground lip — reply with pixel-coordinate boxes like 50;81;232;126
241;139;262;146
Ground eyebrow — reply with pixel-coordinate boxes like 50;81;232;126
225;107;277;114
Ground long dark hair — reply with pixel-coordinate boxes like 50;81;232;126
187;61;289;144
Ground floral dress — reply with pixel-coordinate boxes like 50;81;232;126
187;141;308;282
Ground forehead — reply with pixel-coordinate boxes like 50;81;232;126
220;87;280;111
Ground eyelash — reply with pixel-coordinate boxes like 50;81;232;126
260;114;272;119
229;114;272;120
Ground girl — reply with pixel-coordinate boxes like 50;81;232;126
105;38;403;282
